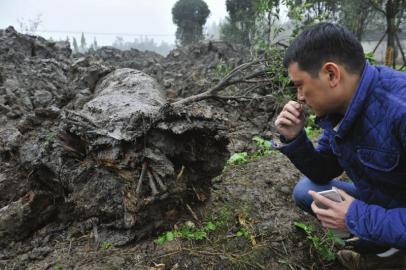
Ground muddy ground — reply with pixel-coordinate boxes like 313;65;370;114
1;152;343;270
0;27;345;270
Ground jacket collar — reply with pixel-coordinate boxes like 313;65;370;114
316;62;378;138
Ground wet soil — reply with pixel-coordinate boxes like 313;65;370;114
1;152;343;270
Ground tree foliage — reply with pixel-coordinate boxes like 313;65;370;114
80;33;87;52
172;0;210;46
221;0;256;46
72;37;79;54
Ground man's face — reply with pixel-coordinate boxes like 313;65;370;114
288;62;340;118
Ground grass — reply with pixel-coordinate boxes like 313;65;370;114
294;222;345;262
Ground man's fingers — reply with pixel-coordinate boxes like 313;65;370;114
334;187;351;200
309;190;337;209
286;100;303;110
283;102;302;118
280;111;301;125
275;117;295;127
310;201;334;217
321;220;338;229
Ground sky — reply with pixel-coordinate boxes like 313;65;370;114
0;0;228;45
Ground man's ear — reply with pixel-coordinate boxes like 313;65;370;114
321;62;340;88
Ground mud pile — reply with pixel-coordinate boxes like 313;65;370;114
0;26;229;258
90;41;279;152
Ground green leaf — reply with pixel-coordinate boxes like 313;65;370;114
205;222;217;231
194;231;207;240
154;235;167;245
228;152;248;165
166;231;175;241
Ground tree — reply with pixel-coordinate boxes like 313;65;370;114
221;0;256;46
80;32;87;52
367;0;406;67
93;37;98;50
72;37;79;53
254;0;282;47
172;0;210;46
339;0;375;40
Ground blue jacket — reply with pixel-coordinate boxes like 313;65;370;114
279;62;406;249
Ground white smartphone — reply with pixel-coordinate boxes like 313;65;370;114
315;187;350;238
316;187;343;209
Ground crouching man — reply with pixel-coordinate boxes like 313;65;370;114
274;23;406;269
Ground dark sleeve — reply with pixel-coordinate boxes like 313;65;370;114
275;129;343;184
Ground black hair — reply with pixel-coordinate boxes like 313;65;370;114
283;23;365;77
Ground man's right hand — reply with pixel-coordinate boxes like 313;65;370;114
274;101;306;141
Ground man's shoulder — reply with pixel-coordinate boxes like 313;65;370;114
375;65;406;88
370;66;406;110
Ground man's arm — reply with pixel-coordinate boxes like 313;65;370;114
274;101;343;183
278;129;343;184
346;201;406;249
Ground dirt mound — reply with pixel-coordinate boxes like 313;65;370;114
0;27;228;255
0;28;342;269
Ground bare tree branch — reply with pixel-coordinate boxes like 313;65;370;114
373;31;387;53
172;60;267;106
395;33;406;67
369;0;386;14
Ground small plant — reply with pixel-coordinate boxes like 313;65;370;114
305;114;322;140
294;222;339;262
212;59;232;81
101;241;113;250
365;52;377;65
227;136;275;166
154;221;218;245
252;136;273;158
235;212;257;246
228;152;248;165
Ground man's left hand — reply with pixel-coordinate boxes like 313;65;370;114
309;188;355;232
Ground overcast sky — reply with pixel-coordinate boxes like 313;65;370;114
0;0;228;45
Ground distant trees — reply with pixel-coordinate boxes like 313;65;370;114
80;33;87;52
72;37;79;53
220;0;256;46
172;0;210;46
112;36;174;56
366;0;406;67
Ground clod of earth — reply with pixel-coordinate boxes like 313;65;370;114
0;29;229;246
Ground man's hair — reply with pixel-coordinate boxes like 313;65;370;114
283;23;365;77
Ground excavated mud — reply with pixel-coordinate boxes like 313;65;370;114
0;27;342;270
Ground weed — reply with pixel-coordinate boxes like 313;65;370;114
101;241;113;250
305;114;322;140
227;136;275;166
294;222;342;262
154;221;218;245
252;136;274;158
212;59;232;81
365;52;377;65
227;152;248;165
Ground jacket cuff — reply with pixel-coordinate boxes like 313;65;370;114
345;199;365;236
272;129;309;154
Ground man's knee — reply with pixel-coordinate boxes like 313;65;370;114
292;176;314;212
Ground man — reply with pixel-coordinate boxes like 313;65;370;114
274;23;406;269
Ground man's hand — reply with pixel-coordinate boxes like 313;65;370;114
309;189;355;232
275;101;306;141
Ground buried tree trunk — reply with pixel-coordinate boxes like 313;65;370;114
0;68;229;247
